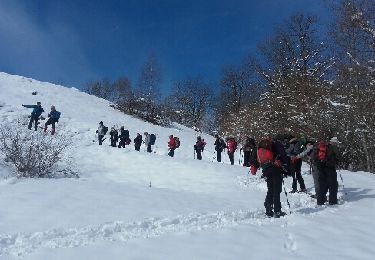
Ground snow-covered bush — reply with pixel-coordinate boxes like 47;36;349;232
0;119;72;178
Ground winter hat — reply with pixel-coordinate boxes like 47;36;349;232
99;121;103;125
37;101;41;105
330;137;339;144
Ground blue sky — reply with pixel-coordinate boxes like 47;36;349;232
0;0;330;93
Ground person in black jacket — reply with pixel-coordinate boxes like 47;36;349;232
134;133;142;151
258;136;290;218
214;134;226;162
118;126;130;148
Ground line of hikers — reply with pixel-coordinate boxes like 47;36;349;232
96;122;181;155
22;103;341;218
22;102;61;135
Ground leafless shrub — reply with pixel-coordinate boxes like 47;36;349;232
0;118;72;178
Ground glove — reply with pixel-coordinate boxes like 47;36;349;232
250;165;257;175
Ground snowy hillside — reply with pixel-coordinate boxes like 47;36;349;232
0;72;374;259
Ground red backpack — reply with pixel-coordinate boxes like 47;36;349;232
317;141;327;161
227;139;237;153
257;138;274;165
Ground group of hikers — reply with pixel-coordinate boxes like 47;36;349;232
22;101;61;135
95;122;341;218
22;102;341;219
96;121;181;155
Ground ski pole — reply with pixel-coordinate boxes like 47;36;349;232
339;170;347;196
282;178;292;213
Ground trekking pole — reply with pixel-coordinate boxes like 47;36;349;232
339;169;347;196
282;178;292;214
239;149;242;165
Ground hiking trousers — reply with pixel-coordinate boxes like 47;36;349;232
318;166;338;205
292;159;306;191
243;151;250;166
28;115;39;131
264;165;283;213
228;152;234;165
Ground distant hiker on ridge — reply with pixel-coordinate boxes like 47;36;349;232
134;133;142;151
214;134;226;162
44;105;61;135
109;126;119;147
22;101;44;131
96;121;107;145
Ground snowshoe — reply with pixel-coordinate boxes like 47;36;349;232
298;189;307;193
274;211;287;218
310;194;317;199
289;189;298;194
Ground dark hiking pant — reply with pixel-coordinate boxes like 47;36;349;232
45;118;57;130
110;139;117;147
98;135;104;145
243;151;250;166
135;145;141;151
228;152;234;165
217;150;222;162
264;165;283;213
292;159;306;191
28;116;39;131
147;144;152;153
317;167;338;205
168;149;175;157
196;150;202;160
118;139;125;148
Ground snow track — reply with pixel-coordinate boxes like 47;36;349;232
0;208;277;257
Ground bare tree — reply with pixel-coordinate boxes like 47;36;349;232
165;77;212;128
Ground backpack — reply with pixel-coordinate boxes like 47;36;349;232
227;139;237;153
317;141;328;162
174;137;180;148
103;126;108;135
150;134;156;145
257;138;274;165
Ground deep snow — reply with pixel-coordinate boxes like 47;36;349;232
0;72;374;259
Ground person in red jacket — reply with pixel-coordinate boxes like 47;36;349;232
168;135;176;157
226;137;237;165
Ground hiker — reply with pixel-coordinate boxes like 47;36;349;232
194;136;206;160
96;121;107;145
214;134;226;162
44;105;61;135
247;138;259;175
226;137;237;165
294;141;318;198
257;136;290;218
118;126;130;148
22;102;44;131
287;137;307;193
144;132;152;153
242;136;257;167
134;133;143;151
313;137;341;206
168;135;176;157
109;127;119;147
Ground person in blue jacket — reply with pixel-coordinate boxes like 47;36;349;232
44;105;61;135
22;102;44;130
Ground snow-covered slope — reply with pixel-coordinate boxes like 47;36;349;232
0;72;374;259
